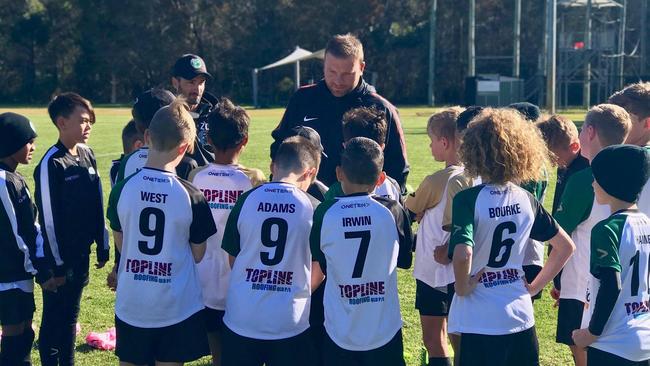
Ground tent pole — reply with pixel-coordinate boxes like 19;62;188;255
295;60;301;91
252;68;258;108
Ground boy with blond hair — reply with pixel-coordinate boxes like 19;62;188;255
608;82;650;215
107;99;217;365
404;107;464;366
553;104;631;366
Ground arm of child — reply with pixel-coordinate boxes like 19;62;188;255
452;245;484;296
311;261;325;293
190;241;206;263
528;228;575;296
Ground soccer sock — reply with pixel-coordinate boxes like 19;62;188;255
21;327;35;365
429;357;452;366
1;334;24;365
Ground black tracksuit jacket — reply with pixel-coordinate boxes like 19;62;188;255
270;79;409;190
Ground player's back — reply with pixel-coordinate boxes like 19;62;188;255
312;193;411;351
222;181;317;340
117;147;197;181
448;182;557;335
110;168;207;328
190;163;254;311
585;210;650;361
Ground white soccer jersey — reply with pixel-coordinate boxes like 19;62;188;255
374;175;401;203
412;166;463;288
107;168;217;328
116;147;150;182
189;164;256;310
560;200;610;301
222;182;317;340
447;183;559;335
311;193;413;351
582;211;650;361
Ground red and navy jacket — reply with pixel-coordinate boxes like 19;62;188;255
271;79;409;190
0;163;51;284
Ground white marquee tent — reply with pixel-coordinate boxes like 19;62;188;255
252;46;324;107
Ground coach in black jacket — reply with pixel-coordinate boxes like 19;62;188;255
270;34;409;190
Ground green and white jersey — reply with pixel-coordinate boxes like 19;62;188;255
406;165;464;288
447;183;558;335
107;168;217;328
555;167;610;301
324;175;402;205
521;172;549;267
311;193;413;351
222;182;318;340
582;210;650;361
115;146;197;182
189;163;264;311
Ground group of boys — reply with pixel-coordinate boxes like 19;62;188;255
0;75;649;366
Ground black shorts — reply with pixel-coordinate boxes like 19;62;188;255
0;288;35;325
459;326;539;366
415;280;455;316
523;265;543;300
115;311;209;364
201;307;225;333
322;329;406;366
221;326;315;366
556;298;585;345
587;346;650;366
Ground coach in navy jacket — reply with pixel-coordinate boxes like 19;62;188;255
270;34;409;191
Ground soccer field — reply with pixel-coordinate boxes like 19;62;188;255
0;106;587;366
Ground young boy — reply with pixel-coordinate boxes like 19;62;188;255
107;99;217;366
0;112;55;365
572;145;650;365
188;98;265;365
34;92;110;366
115;88;197;182
311;137;413;366
553;104;631;366
608;82;650;215
220;136;321;366
404;107;464;366
324;107;401;203
447;108;575;366
536;114;589;215
110;120;144;187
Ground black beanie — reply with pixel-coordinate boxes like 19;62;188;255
508;102;541;122
0;112;37;158
591;144;650;203
132;88;176;128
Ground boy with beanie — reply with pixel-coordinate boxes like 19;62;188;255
572;145;650;365
553;104;631;366
0;112;56;365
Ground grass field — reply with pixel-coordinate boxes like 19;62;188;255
0;106;590;365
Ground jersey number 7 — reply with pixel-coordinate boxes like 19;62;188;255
345;230;371;278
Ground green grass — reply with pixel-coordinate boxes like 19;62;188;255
0;106;590;365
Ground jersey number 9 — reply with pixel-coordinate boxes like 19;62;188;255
138;207;165;255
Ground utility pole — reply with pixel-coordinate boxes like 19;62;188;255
618;0;627;90
584;0;592;108
546;0;557;113
513;0;521;78
468;0;476;77
428;0;437;106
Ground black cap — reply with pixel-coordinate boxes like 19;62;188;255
132;89;176;128
0;112;37;158
592;144;650;203
270;125;328;160
509;102;541;122
457;106;484;131
172;54;212;80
